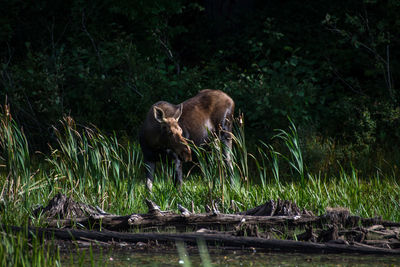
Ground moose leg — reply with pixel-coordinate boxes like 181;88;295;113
174;157;184;189
166;149;184;189
220;116;234;172
145;161;155;191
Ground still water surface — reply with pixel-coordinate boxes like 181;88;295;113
62;249;400;266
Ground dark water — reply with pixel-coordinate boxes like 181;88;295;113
62;249;400;267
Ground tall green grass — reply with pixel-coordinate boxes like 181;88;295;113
0;107;399;220
0;106;400;265
1;105;400;264
45;116;143;212
0;226;61;266
0;104;31;206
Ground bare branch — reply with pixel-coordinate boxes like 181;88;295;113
324;57;367;97
325;22;395;102
81;10;106;76
152;29;181;75
386;45;392;92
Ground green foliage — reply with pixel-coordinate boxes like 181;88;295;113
224;54;320;133
0;0;205;144
1;0;399;159
318;0;399;147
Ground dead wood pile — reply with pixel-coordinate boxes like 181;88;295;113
25;193;400;255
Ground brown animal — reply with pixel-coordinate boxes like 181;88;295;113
139;89;235;191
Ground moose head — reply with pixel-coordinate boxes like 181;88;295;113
153;104;192;162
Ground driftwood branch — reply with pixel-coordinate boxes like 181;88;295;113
6;225;400;255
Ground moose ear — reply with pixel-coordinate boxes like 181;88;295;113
173;104;183;121
153;106;165;123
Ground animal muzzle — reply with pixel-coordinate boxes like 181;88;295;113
179;145;192;162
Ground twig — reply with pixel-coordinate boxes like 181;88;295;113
152;29;181;75
81;10;106;76
386;45;393;99
325;23;395;102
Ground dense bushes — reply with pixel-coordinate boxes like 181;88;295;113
0;0;399;161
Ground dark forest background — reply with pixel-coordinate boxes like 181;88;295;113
1;0;399;173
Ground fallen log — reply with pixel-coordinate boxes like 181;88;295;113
36;194;400;231
29;193;400;253
37;195;320;230
56;213;398;232
6;225;400;255
46;213;321;231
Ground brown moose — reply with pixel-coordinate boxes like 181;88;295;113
139;89;235;191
